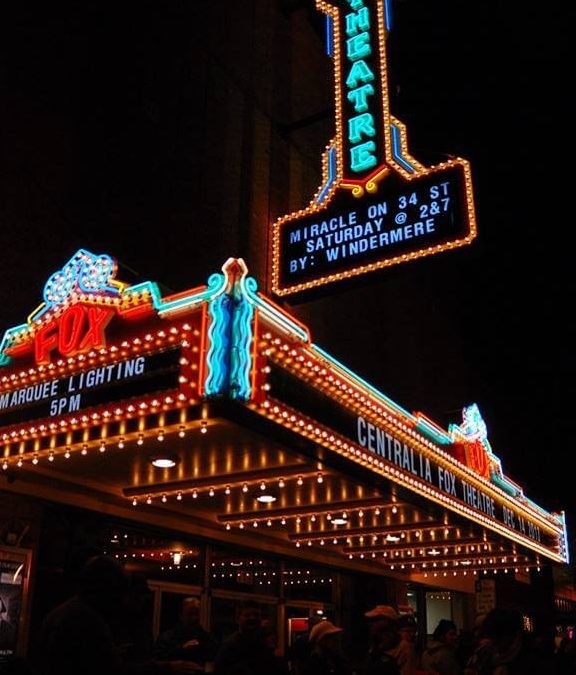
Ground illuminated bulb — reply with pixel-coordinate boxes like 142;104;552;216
132;498;137;506
32;455;39;465
281;518;287;525
239;522;244;529
267;520;272;527
311;515;316;522
209;487;215;497
242;483;248;493
297;476;303;486
253;521;258;528
260;482;266;491
161;494;167;503
225;485;231;495
118;438;125;449
146;496;152;505
317;473;323;483
358;510;364;518
48;452;54;462
200;421;208;434
225;523;231;530
192;490;198;499
2;460;8;471
278;478;285;488
178;426;186;438
17;459;23;467
392;505;398;514
64;448;71;458
81;445;88;455
173;552;182;566
137;435;144;446
99;441;106;453
375;508;381;515
158;430;165;442
326;513;332;521
176;492;182;501
296;517;301;524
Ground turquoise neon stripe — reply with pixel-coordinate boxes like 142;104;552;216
0;323;28;367
391;124;415;173
240;276;309;344
415;419;452;445
204;295;231;397
229;294;254;401
316;145;338;204
311;343;414;422
125;272;227;316
491;473;521;497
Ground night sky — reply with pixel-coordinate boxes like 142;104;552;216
0;2;573;553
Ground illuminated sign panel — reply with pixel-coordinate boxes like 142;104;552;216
0;348;181;427
270;0;477;297
266;364;554;551
278;166;468;287
0;249;209;444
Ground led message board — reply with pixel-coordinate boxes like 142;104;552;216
270;0;476;298
0;348;181;427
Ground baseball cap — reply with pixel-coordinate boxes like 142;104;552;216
309;620;343;643
364;605;399;621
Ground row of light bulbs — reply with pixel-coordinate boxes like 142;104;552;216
133;472;324;506
1;422;208;470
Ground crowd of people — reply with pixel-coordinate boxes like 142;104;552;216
3;555;576;675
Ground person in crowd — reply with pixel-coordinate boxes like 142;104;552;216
464;614;494;675
37;555;202;675
420;619;460;675
386;615;420;675
154;597;218;670
301;620;353;675
213;600;284;675
555;634;576;675
260;620;289;675
468;607;555;675
456;628;476;672
287;614;324;675
362;605;401;675
114;573;156;664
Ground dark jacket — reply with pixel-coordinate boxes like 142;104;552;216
213;630;285;675
363;648;401;675
38;596;171;675
301;649;354;675
154;622;218;665
421;640;460;675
